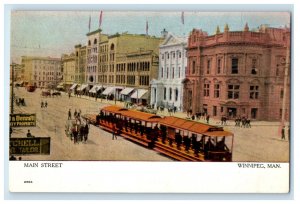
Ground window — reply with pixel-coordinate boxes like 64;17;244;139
162;54;164;60
192;61;196;74
178;52;181;58
169;88;172;100
231;58;238;74
207;59;211;74
175;88;178;101
172;67;174;79
228;85;240;99
167;67;169;79
88;40;91;46
250;86;259;99
214;84;220;98
161;67;164;78
178;67;181;78
280;89;284;98
173;52;175;58
167;53;169;59
94;39;97;44
164;87;167;100
251;59;257;75
213;106;217;116
204;83;210;97
217;59;221;74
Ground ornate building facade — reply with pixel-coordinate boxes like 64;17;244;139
150;32;187;111
183;24;290;121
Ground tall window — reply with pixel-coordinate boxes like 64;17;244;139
175;88;178;101
228;85;240;99
251;59;257;75
231;58;239;74
162;54;164;60
164;87;167;100
217;59;221;74
172;67;174;79
204;83;210;97
166;67;169;79
161;67;164;78
178;52;181;58
169;88;172;100
214;84;220;98
250;85;259;99
178;67;181;78
192;61;196;74
207;59;211;74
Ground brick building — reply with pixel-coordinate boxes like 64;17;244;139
183;24;290;121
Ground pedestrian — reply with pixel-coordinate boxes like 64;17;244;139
78;109;81;118
41;101;44;108
68;91;71;99
45;101;48;108
68;109;72;120
74;109;77;119
112;125;118;140
84;123;89;142
26;129;34;138
281;126;285;140
206;115;210;124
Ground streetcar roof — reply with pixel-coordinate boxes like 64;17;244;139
101;105;128;113
121;110;161;122
160;116;230;136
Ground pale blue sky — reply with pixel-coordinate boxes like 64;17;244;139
11;11;290;63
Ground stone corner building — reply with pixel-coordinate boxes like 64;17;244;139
183;24;290;121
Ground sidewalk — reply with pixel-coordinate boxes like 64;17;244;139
69;93;285;127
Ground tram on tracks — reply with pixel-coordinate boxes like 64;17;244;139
83;105;234;162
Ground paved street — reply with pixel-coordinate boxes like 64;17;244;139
10;88;290;162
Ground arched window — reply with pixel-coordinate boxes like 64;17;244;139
110;43;115;51
175;88;178;101
169;88;172;100
88;40;91;46
94;38;97;44
164;87;166;100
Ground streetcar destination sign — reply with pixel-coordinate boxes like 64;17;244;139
10;114;36;127
10;137;51;155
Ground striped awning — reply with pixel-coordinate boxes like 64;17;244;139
89;85;102;93
77;84;89;91
70;83;77;90
130;89;148;99
120;87;134;95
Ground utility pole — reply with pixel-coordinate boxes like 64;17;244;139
281;43;290;129
10;63;15;114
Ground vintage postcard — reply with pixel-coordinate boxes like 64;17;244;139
8;10;291;193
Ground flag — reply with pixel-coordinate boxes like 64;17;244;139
181;11;184;25
88;15;91;32
146;20;148;35
99;11;103;28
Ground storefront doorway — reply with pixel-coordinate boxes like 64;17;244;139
227;107;237;119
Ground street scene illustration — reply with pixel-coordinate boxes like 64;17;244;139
9;11;290;162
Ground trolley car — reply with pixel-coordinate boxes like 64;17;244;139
83;105;234;162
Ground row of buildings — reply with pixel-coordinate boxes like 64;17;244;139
14;24;290;121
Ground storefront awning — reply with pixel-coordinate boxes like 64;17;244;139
77;84;89;91
70;84;77;90
102;86;124;95
130;89;148;99
120;87;134;95
102;86;115;95
89;85;102;93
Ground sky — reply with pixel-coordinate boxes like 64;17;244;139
10;11;290;63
